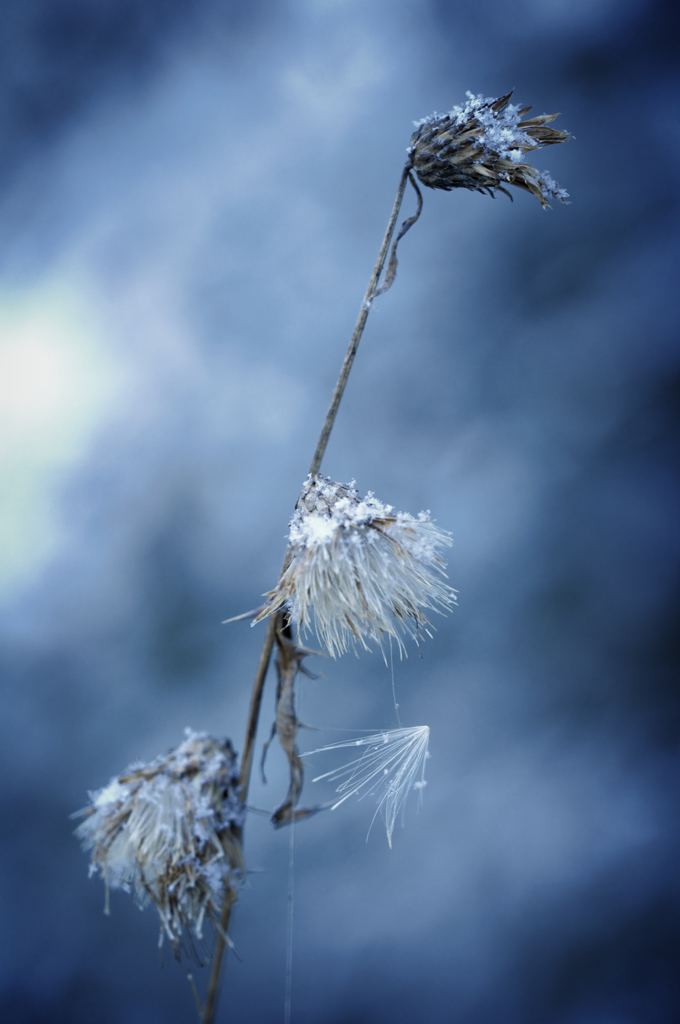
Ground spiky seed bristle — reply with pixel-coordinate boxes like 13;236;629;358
304;725;431;846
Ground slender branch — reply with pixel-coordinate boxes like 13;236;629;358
309;161;412;477
201;886;236;1024
203;159;416;1024
239;615;278;796
201;619;276;1024
373;172;422;300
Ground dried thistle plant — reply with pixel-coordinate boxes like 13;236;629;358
75;730;244;954
409;91;570;207
77;89;570;1024
255;473;456;657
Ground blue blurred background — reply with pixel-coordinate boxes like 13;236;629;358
1;0;679;1021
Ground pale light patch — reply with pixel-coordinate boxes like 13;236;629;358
0;278;121;597
282;32;386;127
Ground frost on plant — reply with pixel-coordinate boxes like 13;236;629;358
255;474;456;658
304;726;430;847
73;89;573;1011
408;90;570;207
75;730;244;954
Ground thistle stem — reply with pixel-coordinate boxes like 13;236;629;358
201;620;276;1024
202;885;236;1024
309;161;412;476
239;615;278;797
202;160;413;1024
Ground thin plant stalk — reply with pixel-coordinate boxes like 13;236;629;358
309;162;412;477
201;160;413;1024
201;887;236;1024
200;617;276;1024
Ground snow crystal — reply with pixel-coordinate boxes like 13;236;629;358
536;170;570;202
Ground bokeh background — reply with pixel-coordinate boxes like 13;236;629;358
1;1;679;1021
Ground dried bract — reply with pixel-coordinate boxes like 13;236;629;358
75;730;244;954
255;474;456;658
409;91;570;208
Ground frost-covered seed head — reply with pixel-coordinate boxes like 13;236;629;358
409;91;570;207
255;474;456;658
75;730;244;954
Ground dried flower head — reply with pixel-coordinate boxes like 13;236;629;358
409;91;570;208
255;474;456;658
75;730;244;954
304;725;431;847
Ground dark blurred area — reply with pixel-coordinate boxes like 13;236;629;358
1;0;679;1022
0;0;267;185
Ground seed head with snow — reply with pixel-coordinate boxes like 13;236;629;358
256;474;456;657
75;730;244;954
409;91;570;207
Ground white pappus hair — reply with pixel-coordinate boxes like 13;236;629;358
304;725;431;847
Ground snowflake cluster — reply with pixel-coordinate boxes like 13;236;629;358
450;91;537;159
535;169;570;203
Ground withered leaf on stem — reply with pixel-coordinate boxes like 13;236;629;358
261;612;322;828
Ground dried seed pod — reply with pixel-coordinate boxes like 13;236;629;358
75;730;244;954
255;474;456;658
409;91;570;207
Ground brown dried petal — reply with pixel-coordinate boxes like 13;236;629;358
409;91;570;206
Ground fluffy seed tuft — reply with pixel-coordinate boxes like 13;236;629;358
304;725;431;847
255;475;456;658
75;730;244;954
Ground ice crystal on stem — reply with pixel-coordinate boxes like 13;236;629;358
255;474;456;658
304;726;431;847
75;730;244;954
409;90;570;207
